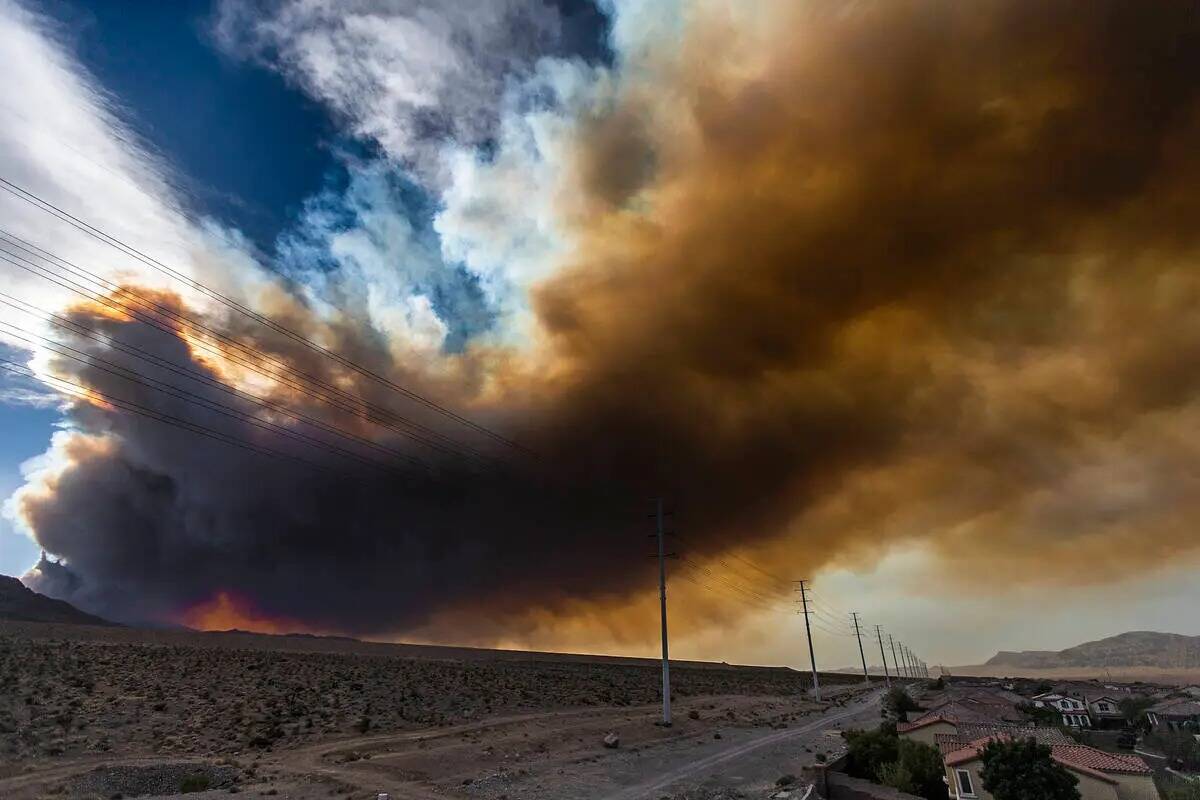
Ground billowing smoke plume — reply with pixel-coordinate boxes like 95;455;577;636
10;0;1200;647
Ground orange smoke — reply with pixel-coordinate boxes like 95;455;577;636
181;591;322;635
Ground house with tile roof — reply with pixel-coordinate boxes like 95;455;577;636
943;734;1157;800
1031;691;1093;728
1146;697;1200;732
933;725;1072;756
897;696;1027;746
1085;694;1127;730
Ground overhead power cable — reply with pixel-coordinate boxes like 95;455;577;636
0;319;418;477
0;241;487;463
675;562;782;614
0;292;431;471
0;359;333;473
0;177;529;453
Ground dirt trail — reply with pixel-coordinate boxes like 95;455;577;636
270;689;881;800
601;692;880;800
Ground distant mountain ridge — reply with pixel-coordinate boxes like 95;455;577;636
0;574;114;626
985;631;1200;670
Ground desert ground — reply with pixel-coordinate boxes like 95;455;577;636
0;621;886;800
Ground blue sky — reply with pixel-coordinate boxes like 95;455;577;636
3;0;338;574
0;0;611;577
0;374;57;575
40;0;340;251
8;0;1199;669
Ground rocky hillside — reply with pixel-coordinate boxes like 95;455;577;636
986;631;1200;669
0;574;114;625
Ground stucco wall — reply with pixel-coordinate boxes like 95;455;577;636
945;760;990;800
1111;773;1159;800
944;758;1123;800
900;720;956;746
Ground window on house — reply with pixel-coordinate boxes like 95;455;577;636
956;769;976;798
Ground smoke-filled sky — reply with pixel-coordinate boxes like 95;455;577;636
2;0;1200;669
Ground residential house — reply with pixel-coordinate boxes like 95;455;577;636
1031;692;1092;728
933;724;1072;756
1086;695;1127;730
1145;697;1200;732
944;735;1156;800
897;700;1025;746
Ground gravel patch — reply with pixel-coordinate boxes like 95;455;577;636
68;762;237;798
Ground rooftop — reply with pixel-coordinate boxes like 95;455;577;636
943;735;1151;784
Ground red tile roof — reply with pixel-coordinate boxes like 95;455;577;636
1049;745;1152;776
897;714;957;733
942;735;1151;785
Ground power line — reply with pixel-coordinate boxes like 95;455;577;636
677;559;785;613
0;360;333;473
0;233;484;459
0;291;432;471
0;241;488;463
0;177;529;453
0;319;417;477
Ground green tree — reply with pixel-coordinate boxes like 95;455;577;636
980;738;1080;800
843;724;899;780
1146;729;1200;771
1161;778;1200;800
1118;697;1155;728
878;739;947;800
884;687;921;722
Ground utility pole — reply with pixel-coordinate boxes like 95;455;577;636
851;612;870;685
796;580;820;702
889;635;902;680
903;646;914;679
875;625;891;687
654;498;671;726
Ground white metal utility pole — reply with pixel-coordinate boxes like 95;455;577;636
796;579;820;702
875;625;891;687
889;635;902;680
655;497;671;726
851;612;870;685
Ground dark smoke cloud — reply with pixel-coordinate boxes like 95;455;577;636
16;0;1200;644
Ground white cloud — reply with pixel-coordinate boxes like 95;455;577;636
0;0;288;349
434;58;613;340
278;163;451;357
213;0;564;180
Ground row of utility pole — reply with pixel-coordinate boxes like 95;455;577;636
652;499;931;725
795;577;930;696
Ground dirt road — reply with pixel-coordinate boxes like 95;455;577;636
270;687;882;800
2;688;883;799
601;691;882;800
